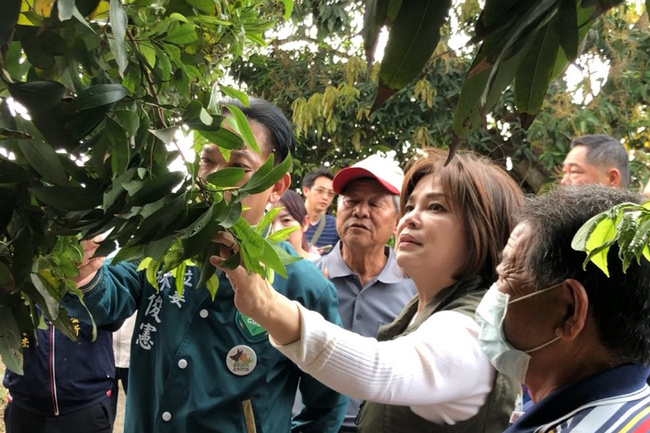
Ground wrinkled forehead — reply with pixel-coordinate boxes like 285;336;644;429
498;223;534;273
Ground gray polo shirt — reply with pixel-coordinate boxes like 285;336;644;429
314;241;416;429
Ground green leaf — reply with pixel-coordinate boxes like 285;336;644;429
31;272;62;320
214;200;242;229
0;128;31;140
112;110;140;137
269;242;302;267
103;167;136;208
204;273;219;301
137;42;157;68
225;105;260;154
585;216;618;276
29;186;103;211
556;0;578;62
171;260;187;296
205;167;246;187
550;4;596;80
181;203;221;249
220;86;249;107
514;21;561;129
452;36;535;140
72;84;128;110
150;127;179;144
266;226;299;243
196;128;244;150
372;0;452;109
630;218;650;264
255;206;282;236
259;242;289;278
0;262;15;293
130;197;187;245
109;0;128;76
363;0;390;63
164;20;198;45
18;140;69;186
146;258;163;289
106;118;130;176
7;81;66;113
617;213;639;273
233;218;266;257
186;0;215;14
572;212;609;251
0;158;29;183
14;27;67;70
197;242;221;291
278;0;293;20
130;172;186;206
66;104;113;142
0;307;24;375
238;154;291;195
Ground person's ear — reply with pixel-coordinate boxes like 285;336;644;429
302;185;310;196
556;279;589;341
301;215;309;232
605;168;621;187
268;173;291;205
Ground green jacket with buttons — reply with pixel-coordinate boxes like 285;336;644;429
63;243;348;433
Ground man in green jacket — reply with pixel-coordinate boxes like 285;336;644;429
64;98;348;433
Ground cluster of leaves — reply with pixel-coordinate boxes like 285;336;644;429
365;0;637;153
572;201;650;276
0;0;292;372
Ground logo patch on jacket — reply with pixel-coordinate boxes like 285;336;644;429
226;345;257;376
234;311;268;343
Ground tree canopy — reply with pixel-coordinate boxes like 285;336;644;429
234;0;649;192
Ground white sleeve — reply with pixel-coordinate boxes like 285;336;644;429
271;303;495;424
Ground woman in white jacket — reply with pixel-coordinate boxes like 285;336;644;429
212;148;524;433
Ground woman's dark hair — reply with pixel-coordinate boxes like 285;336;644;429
278;189;309;251
401;148;524;282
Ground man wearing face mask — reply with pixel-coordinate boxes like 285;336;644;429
476;185;650;432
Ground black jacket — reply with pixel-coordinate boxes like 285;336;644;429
3;317;119;416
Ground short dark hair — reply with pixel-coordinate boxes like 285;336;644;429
302;168;334;189
401;148;524;282
571;134;630;188
519;185;650;364
223;97;295;163
278;190;309;251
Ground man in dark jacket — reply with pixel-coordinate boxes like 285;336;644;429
3;317;121;433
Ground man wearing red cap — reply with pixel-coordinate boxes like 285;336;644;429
314;154;416;433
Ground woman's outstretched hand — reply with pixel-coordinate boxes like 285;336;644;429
209;231;302;345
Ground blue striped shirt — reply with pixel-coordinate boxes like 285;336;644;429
506;364;650;433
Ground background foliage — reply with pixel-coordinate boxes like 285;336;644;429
234;0;649;192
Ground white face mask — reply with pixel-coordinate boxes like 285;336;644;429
475;282;562;383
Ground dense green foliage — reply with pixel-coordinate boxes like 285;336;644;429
0;0;293;373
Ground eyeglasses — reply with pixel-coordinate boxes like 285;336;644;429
313;187;336;198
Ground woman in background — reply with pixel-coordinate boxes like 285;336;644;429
273;190;320;260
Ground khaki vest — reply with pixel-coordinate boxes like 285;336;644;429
357;276;519;433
